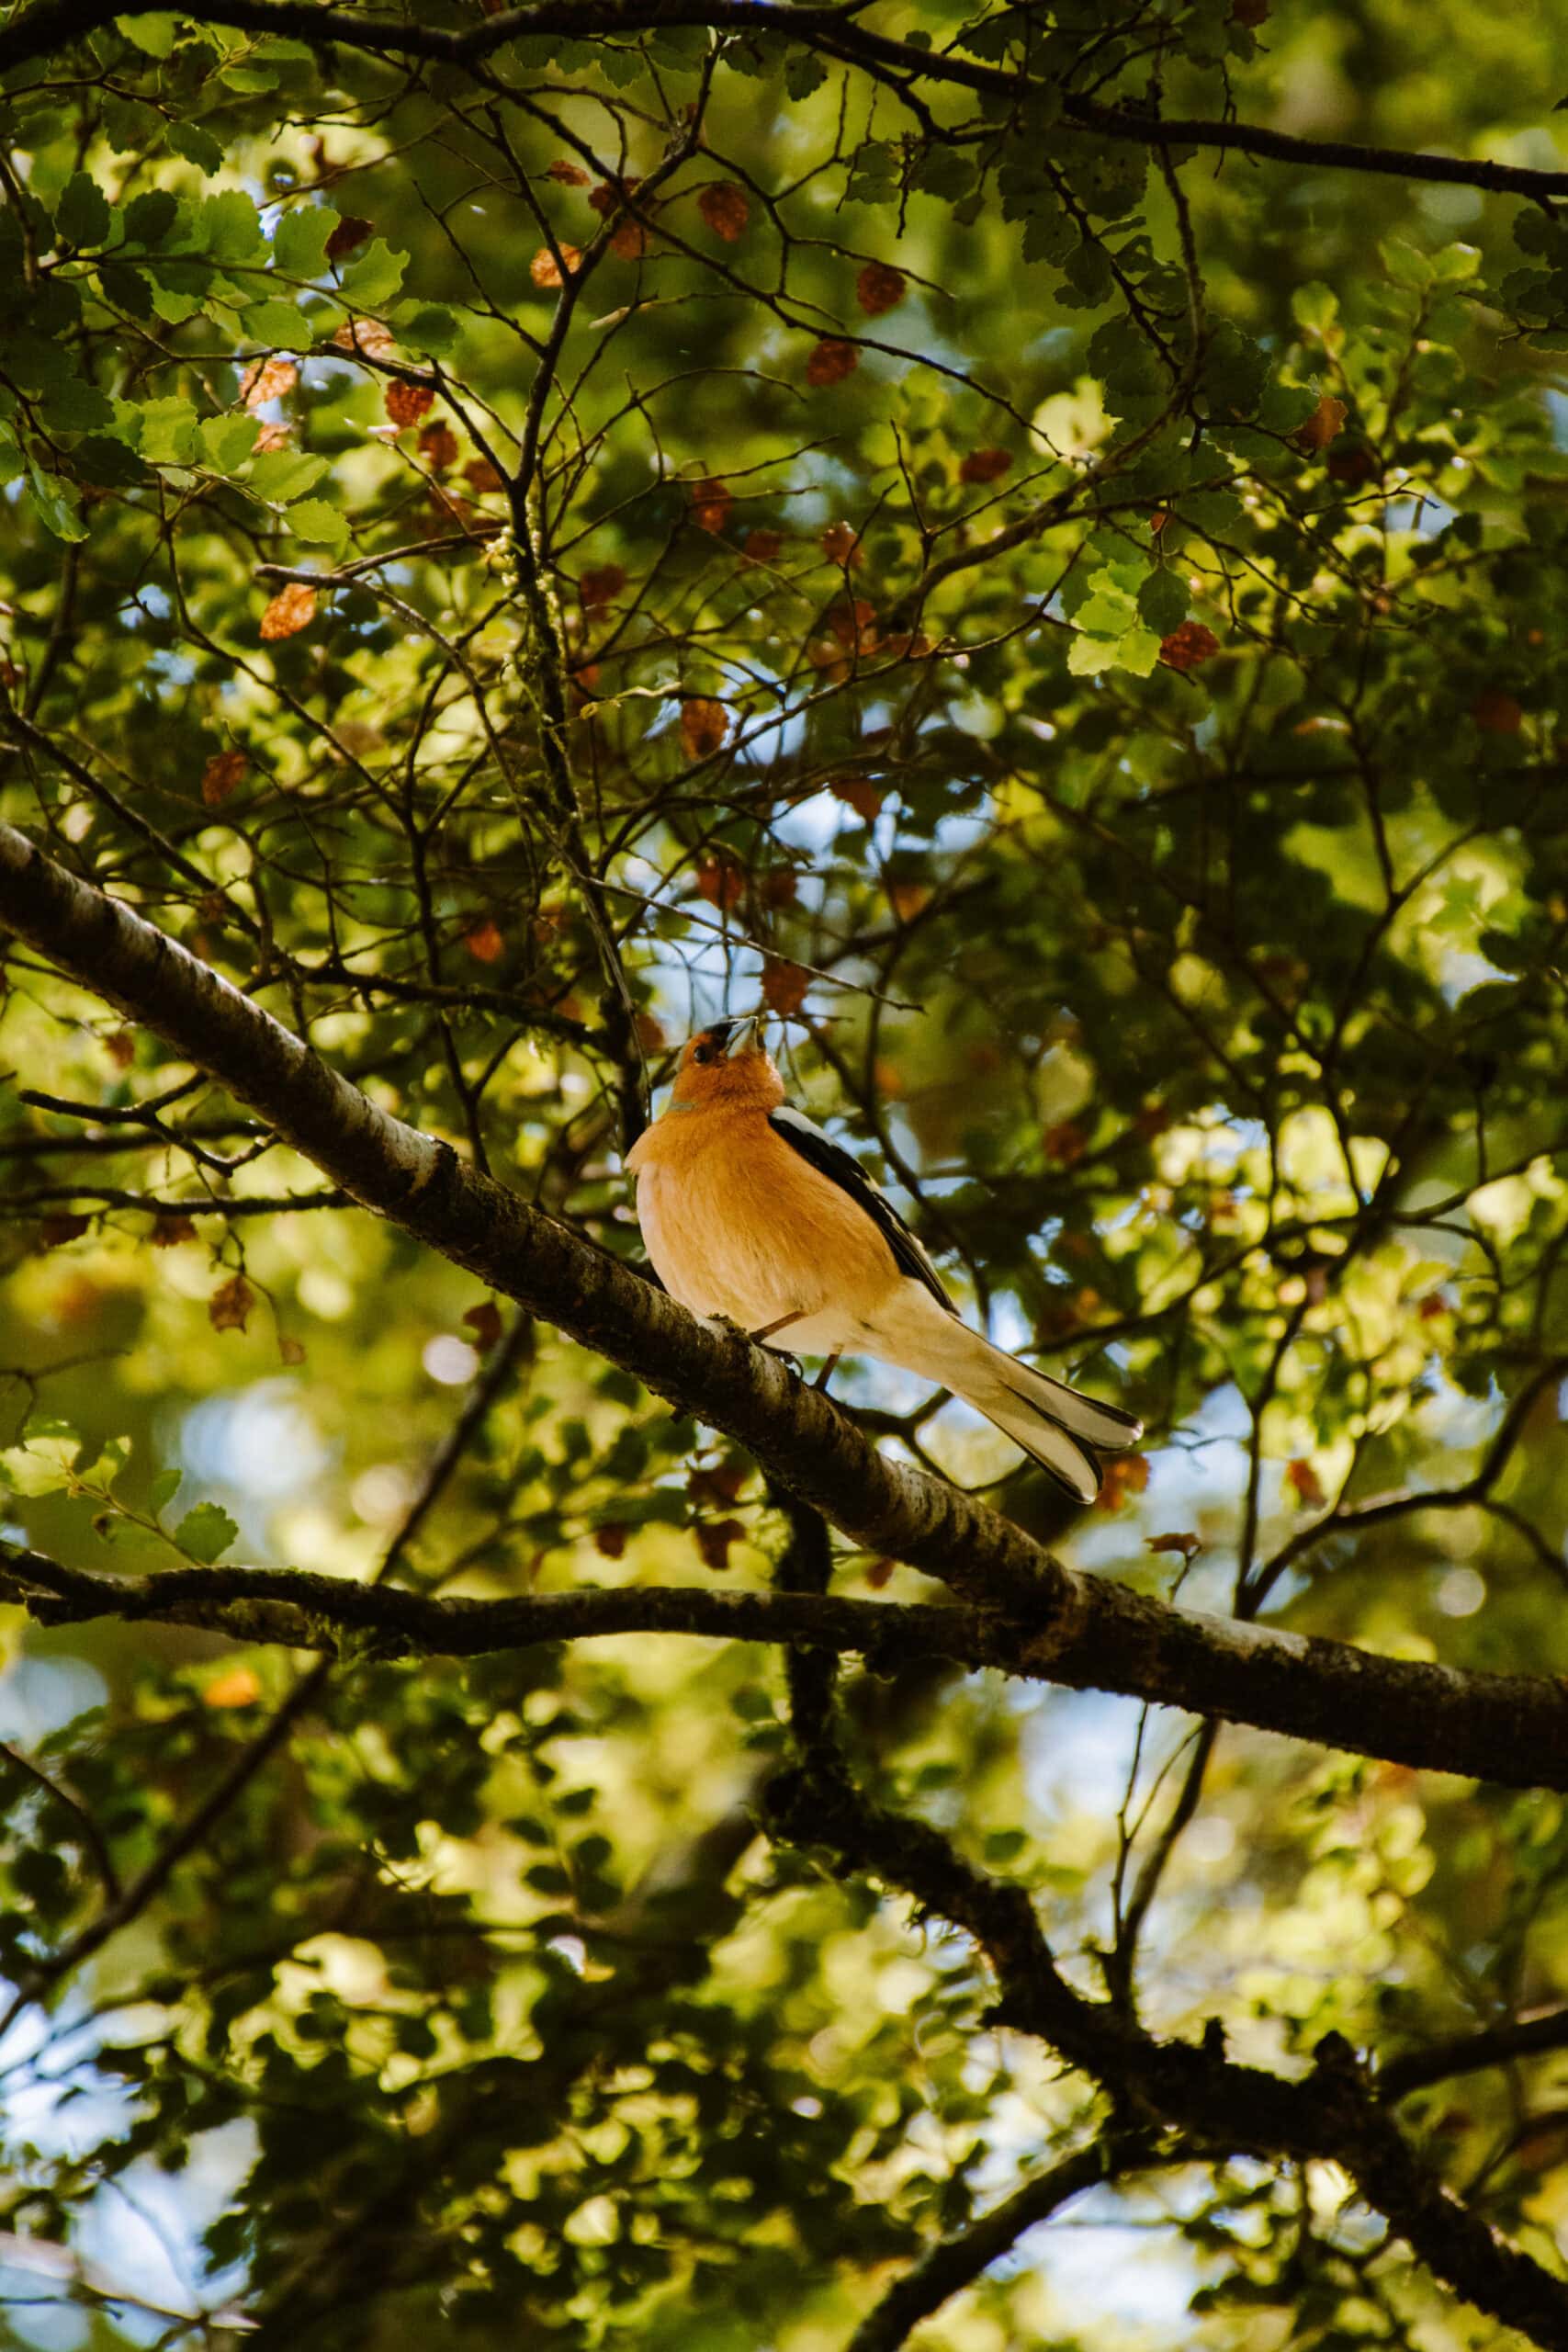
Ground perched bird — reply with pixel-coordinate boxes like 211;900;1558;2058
626;1017;1143;1503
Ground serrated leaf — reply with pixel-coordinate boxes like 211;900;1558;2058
24;458;87;541
395;304;458;354
201;190;266;264
1137;568;1189;637
149;1466;183;1516
288;496;347;547
122;189;178;250
199;413;259;471
243;298;310;346
175;1501;239;1565
116;11;179;53
249;448;329;504
137;396;199;464
57;173;111;250
340;238;408;308
166;120;223;175
273;205;338;279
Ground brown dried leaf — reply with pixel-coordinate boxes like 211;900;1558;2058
385;379;435;428
104;1029;136;1069
593;1522;628;1559
689;477;733;535
698;182;750;243
855;261;905;317
829;775;884;822
761;956;809;1017
820;520;862;568
324;214;374;260
1146;1530;1202;1560
463;1299;503;1351
827;597;877;651
333;317;396;359
742;527;783;565
547;159;590;186
239;355;299;410
680;697;730;760
529;245;581;288
278;1334;306;1365
36;1213;89;1252
579;562;626;610
1097;1453;1150;1510
687;1461;748;1509
209;1272;255;1333
1285;1457;1327;1510
259;582;317;642
864;1556;896;1589
694;853;745;910
465;918;504;963
418;421;458;472
463;456;505;493
806;337;858;388
694;1517;746;1572
1297;392;1348;451
1158;621;1220;673
199;749;248;808
959;446;1012;484
150;1213;197;1249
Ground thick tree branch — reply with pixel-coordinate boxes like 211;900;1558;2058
3;827;1568;1786
1;0;1563;203
764;1761;1568;2346
10;1541;1568;1794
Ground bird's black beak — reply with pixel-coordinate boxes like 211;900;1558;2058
708;1013;760;1060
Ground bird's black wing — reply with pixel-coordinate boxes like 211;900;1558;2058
769;1106;957;1315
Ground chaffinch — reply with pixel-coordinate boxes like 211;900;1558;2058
626;1017;1142;1502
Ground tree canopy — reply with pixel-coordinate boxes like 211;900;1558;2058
4;0;1568;2344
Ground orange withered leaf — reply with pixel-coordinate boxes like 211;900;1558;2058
209;1272;255;1333
761;956;809;1016
259;582;318;642
681;698;730;760
959;447;1012;484
385;380;435;428
689;477;733;534
806;338;858;388
239;355;298;409
698;182;750;243
855;261;905;316
200;749;248;807
1158;621;1220;673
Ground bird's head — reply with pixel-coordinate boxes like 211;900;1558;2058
669;1015;784;1111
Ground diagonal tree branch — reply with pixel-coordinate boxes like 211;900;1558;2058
3;826;1568;1785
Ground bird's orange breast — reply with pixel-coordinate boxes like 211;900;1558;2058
628;1103;905;1329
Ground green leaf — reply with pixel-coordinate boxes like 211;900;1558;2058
288;496;348;548
1292;281;1340;341
71;435;151;487
340;238;408;308
199;413;259;472
123;189;179;250
137;396;200;464
166;119;224;175
201;190;267;264
273;205;339;279
116;10;179;53
395;304;459;355
243;298;311;346
1138;568;1189;637
39;377;115;434
23;458;87;541
249;448;329;504
175;1501;240;1564
56;173;111;250
149;1466;183;1516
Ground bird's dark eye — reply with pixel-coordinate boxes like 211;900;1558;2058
692;1040;713;1065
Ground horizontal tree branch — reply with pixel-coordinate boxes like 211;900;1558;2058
1;0;1562;203
9;1537;1568;1798
3;828;1568;1785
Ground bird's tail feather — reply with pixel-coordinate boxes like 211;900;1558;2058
946;1334;1143;1507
